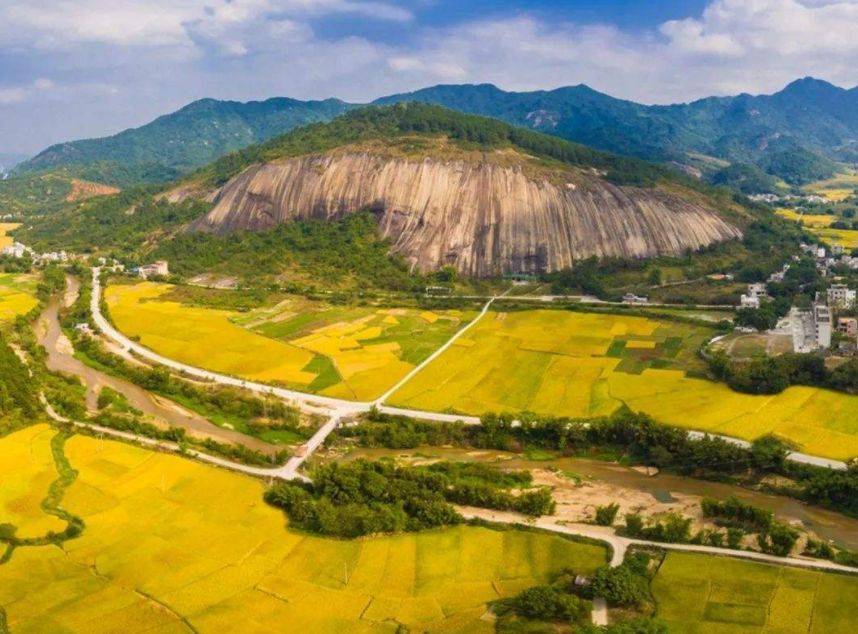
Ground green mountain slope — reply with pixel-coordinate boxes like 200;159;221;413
15;97;354;187
375;78;853;187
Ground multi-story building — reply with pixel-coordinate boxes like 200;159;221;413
827;284;856;310
838;317;858;338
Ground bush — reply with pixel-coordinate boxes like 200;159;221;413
511;585;590;623
757;521;799;556
595;503;620;526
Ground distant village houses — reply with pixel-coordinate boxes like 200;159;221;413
622;293;649;305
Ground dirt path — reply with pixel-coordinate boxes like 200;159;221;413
37;277;281;455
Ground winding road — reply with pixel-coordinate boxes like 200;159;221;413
90;268;849;471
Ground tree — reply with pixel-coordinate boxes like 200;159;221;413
589;564;649;607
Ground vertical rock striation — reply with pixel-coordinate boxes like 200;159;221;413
190;152;742;276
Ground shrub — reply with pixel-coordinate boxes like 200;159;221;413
595;503;620;526
511;586;590;623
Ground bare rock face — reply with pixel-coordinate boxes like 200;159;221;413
190;152;742;276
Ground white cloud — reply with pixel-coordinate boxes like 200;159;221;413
3;0;858;155
0;0;410;50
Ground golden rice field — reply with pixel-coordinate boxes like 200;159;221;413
106;282;472;400
775;208;837;227
812;227;858;250
652;552;858;633
0;222;19;249
0;272;38;323
804;171;858;202
0;425;68;540
0;425;607;632
389;310;858;460
776;207;858;250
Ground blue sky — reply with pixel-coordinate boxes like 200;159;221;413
1;0;857;156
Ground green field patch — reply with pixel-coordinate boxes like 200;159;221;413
652;551;858;633
703;602;766;626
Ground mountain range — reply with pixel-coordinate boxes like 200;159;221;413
12;77;858;192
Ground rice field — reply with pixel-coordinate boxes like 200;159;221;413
652;551;858;633
105;282;473;400
775;208;837;227
0;425;68;540
389;310;858;460
0;425;608;632
812;227;858;250
804;171;858;202
0;272;38;323
0;222;19;249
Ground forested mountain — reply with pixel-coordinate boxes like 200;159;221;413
0;152;27;177
12;78;856;192
15;98;354;187
376;77;856;188
164;104;744;276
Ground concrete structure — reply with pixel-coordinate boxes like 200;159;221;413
790;303;832;352
137;260;169;279
622;293;648;305
739;282;768;309
838;317;858;338
827;284;856;310
739;294;760;309
0;241;26;258
814;303;832;350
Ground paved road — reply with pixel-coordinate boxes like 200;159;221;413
373;294;497;405
458;508;858;575
37;279;282;455
90;268;849;471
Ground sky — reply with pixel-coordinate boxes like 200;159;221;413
2;0;858;156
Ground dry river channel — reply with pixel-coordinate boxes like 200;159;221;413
35;276;281;455
343;446;858;550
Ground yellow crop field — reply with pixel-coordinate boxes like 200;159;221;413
0;273;38;323
0;426;607;632
652;552;858;633
804;171;858;201
775;208;836;227
0;425;68;539
813;227;858;250
107;282;473;400
389;310;858;460
0;222;19;249
775;209;858;250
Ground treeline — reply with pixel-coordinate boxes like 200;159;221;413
70;327;304;441
708;350;858;395
700;496;799;557
497;552;663;631
264;459;554;538
341;408;858;517
0;332;40;423
89;412;289;467
152;211;423;291
17;186;209;254
198;103;672;189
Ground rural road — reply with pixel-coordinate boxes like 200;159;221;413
89;268;849;472
457;508;858;575
37;277;282;455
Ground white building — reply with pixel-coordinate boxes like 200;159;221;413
740;294;761;309
790;304;832;352
137;260;169;279
827;284;856;310
622;293;648;305
1;242;26;258
814;303;832;349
